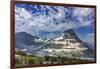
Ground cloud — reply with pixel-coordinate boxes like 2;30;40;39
15;4;94;39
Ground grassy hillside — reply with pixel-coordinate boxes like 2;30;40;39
15;50;92;66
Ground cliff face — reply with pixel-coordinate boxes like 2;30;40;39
63;29;82;42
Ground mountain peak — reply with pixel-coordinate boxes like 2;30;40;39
63;29;82;42
63;29;74;33
15;32;39;47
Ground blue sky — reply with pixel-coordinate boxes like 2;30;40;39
15;4;95;46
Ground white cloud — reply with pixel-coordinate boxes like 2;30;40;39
73;7;94;27
73;8;90;16
15;4;94;38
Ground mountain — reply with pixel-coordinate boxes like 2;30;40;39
15;32;39;45
15;30;94;59
63;29;82;42
15;32;40;49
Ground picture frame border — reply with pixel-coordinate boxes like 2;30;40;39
10;1;97;69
